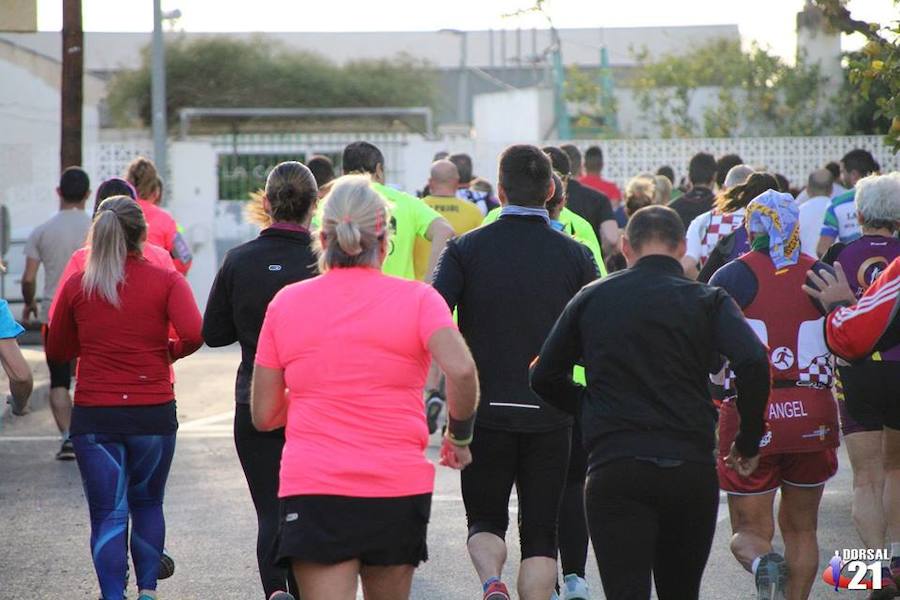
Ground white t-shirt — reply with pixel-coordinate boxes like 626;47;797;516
798;195;831;258
795;183;846;205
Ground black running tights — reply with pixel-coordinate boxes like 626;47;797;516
585;458;719;600
234;403;298;599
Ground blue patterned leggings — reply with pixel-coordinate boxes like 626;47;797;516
72;433;176;600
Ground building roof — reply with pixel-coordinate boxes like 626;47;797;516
0;25;739;73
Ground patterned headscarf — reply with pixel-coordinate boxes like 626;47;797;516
745;189;800;269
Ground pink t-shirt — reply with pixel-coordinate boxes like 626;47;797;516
255;267;456;499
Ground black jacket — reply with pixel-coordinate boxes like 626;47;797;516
668;186;715;230
565;180;614;240
434;213;599;432
530;255;770;469
202;227;318;404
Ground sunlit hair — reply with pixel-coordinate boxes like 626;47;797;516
856;172;900;232
83;196;146;307
314;175;390;272
124;157;160;200
653;174;672;205
715;172;779;213
247;161;318;227
625;174;656;218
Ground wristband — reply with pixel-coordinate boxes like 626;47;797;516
447;413;475;447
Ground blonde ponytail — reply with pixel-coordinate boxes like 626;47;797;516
83;196;147;306
315;175;389;272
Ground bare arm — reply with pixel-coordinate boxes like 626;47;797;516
428;327;478;469
599;220;619;257
816;234;835;259
20;258;40;322
250;364;288;431
0;339;32;413
424;218;455;285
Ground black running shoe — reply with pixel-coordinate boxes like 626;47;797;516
158;549;175;579
56;439;75;461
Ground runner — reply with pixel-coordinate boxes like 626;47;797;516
341;141;454;283
549;145;617;255
668;152;717;230
307;154;335;198
816;149;881;257
47;196;203;600
0;296;32;415
251;175;478;600
203;161;321;600
695;172;780;283
817;173;900;597
413;159;483;281
530;205;770;600
125;157;193;274
681;164;754;278
604;174;657;273
449;152;498;215
578;145;621;206
798;169;835;258
433;145;599;600
710;191;838;600
21;166;91;460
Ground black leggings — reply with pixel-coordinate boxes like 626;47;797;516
558;424;589;578
234;403;298;599
461;426;570;559
585;458;719;600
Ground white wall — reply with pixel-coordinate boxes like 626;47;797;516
168;142;218;312
473;88;555;143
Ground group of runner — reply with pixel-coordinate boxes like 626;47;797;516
5;141;900;600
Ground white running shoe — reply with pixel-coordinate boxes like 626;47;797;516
561;574;590;600
755;552;788;600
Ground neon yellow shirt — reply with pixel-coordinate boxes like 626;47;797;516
482;207;607;277
414;195;484;280
372;183;441;280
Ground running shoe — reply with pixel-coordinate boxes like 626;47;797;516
484;580;511;600
425;393;445;435
158;549;175;579
754;552;788;600
56;439;75;461
561;573;590;600
550;591;559;600
268;592;295;600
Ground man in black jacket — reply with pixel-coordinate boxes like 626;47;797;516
669;152;718;229
552;144;618;256
434;144;598;600
530;205;770;600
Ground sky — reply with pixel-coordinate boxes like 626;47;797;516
37;0;898;62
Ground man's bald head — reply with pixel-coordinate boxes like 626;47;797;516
429;159;460;197
807;169;834;198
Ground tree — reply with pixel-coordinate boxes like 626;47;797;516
631;39;839;138
812;0;900;150
107;36;437;128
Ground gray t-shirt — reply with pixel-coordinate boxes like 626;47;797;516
24;209;91;321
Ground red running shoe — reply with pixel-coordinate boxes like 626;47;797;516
484;580;511;600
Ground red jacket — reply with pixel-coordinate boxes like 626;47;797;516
47;255;202;406
826;257;900;361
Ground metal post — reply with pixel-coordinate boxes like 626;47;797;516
459;32;468;125
151;0;168;181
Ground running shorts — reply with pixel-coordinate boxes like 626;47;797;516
717;449;838;495
276;493;430;567
838;363;900;434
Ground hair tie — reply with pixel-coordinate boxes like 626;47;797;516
374;209;384;236
341;215;353;224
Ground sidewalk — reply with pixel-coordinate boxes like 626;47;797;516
0;345;51;435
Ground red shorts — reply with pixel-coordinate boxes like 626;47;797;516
717;449;838;495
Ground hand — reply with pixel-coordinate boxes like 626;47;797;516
802;263;856;310
439;437;472;470
725;442;760;478
21;302;37;323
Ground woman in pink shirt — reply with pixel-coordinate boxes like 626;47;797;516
252;175;479;600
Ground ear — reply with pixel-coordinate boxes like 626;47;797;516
545;179;556;204
375;163;385;183
262;194;272;215
319;231;328;249
622;236;635;265
498;185;508;206
674;238;687;260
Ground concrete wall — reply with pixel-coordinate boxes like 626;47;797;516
473;88;555;143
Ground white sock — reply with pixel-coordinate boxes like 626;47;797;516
891;542;900;558
751;556;762;575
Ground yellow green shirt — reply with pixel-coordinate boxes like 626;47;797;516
414;195;485;280
482;207;607;277
372;183;442;280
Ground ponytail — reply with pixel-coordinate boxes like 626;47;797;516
82;196;147;306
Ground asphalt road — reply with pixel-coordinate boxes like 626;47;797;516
0;346;870;599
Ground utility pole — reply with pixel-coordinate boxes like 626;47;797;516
151;0;167;179
60;0;83;169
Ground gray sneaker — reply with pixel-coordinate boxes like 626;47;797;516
755;552;788;600
55;439;75;461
